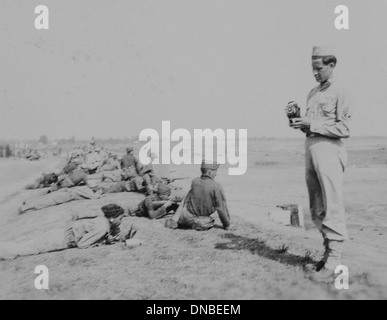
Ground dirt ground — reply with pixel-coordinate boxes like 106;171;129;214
0;137;386;300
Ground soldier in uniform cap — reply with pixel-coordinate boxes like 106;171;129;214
1;204;134;260
290;46;352;282
121;146;141;179
120;147;155;195
165;160;230;231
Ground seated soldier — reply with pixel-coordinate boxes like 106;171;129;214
165;161;230;231
129;184;180;220
0;204;137;261
90;136;96;147
121;147;153;195
121;146;141;179
138;150;157;195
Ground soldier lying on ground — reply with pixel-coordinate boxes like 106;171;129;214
24;151;86;190
165;161;230;231
26;149;41;161
128;184;182;219
86;154;122;183
18;186;102;214
25;173;58;190
0;204;137;261
25;154;93;192
95;173;187;198
53;169;89;191
101;169;123;182
97;180;132;194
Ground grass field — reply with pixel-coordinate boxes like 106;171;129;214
0;137;386;300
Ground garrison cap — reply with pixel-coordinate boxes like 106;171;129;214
312;46;335;58
126;146;134;153
201;160;220;171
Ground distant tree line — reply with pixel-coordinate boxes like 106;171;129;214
0;144;12;158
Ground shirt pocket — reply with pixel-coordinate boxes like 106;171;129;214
319;96;337;115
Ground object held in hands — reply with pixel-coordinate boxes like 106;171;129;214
170;195;184;203
123;225;143;248
163;176;190;184
123;224;137;241
285;101;301;124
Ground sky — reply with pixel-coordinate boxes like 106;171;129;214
1;0;387;140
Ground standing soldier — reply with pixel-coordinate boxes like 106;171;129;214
290;46;352;282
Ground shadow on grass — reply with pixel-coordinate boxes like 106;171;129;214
215;233;315;268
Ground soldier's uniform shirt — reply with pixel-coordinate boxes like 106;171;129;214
185;174;230;229
306;78;351;138
121;154;140;171
68;169;88;186
121;154;141;179
132;194;176;219
63;162;78;174
135;194;160;215
66;216;110;249
304;78;351;243
102;181;131;194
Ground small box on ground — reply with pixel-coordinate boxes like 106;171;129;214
268;204;304;228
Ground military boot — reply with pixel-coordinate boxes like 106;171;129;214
304;235;329;273
309;240;344;283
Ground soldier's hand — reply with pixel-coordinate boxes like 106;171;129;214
290;118;311;130
163;200;173;207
